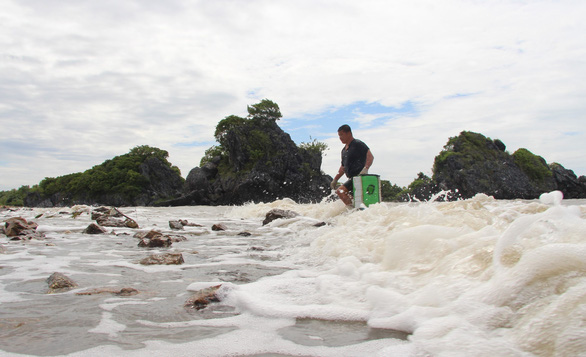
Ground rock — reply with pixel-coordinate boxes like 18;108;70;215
3;217;44;239
138;236;172;248
137;230;172;247
430;131;586;200
184;284;222;310
4;217;38;236
46;272;78;293
160;110;332;207
96;216;137;228
212;223;228;231
23;149;184;207
238;231;252;237
117;287;139;296
551;163;586;199
76;287;139;296
169;220;184;230
134;229;163;239
83;223;107;234
262;209;299;225
139;252;184;265
313;222;327;227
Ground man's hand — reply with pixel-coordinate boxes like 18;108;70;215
359;167;369;175
330;180;338;190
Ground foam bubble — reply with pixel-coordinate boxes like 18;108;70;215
539;190;564;205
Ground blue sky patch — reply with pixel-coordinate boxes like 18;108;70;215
284;100;417;144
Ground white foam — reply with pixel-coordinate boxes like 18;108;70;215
88;312;127;338
2;197;585;357
539;190;564;205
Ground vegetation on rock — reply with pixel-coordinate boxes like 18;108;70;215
1;145;183;207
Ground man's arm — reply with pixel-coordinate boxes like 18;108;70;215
360;150;374;174
365;149;374;169
331;165;345;190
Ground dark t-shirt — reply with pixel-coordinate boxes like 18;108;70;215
341;139;369;178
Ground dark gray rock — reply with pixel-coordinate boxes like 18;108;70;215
431;131;586;200
161;120;331;206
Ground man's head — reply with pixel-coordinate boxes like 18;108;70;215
338;124;353;144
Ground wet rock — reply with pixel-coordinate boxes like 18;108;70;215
169;219;203;230
238;231;252;237
182;220;203;227
262;209;299;225
46;272;78;293
184;284;222;310
169;220;184;230
91;207;122;220
96;216;137;228
212;223;228;231
135;229;175;247
140;252;184;265
169;235;187;242
3;217;44;239
138;235;172;248
313;222;327;227
134;229;162;239
82;223;107;235
76;287;139;296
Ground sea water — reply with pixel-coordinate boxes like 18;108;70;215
0;192;585;356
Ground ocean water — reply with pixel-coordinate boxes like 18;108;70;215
0;192;585;357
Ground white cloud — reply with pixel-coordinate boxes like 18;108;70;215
1;0;585;190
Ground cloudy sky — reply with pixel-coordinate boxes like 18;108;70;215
1;0;585;191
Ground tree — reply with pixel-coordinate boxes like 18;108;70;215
247;99;282;122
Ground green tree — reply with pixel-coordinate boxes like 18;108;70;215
247;99;282;122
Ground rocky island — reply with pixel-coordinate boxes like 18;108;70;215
2;101;585;207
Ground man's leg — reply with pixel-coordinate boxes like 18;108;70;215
336;184;353;206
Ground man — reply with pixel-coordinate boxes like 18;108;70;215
331;124;374;206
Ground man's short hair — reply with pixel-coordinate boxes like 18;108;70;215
338;124;352;133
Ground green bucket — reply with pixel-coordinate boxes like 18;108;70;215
352;174;381;208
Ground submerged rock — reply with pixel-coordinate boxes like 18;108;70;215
184;284;222;310
76;287;139;296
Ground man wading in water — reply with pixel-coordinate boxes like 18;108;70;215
330;124;374;207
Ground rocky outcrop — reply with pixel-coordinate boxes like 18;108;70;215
23;148;184;207
428;131;586;200
161;119;331;206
